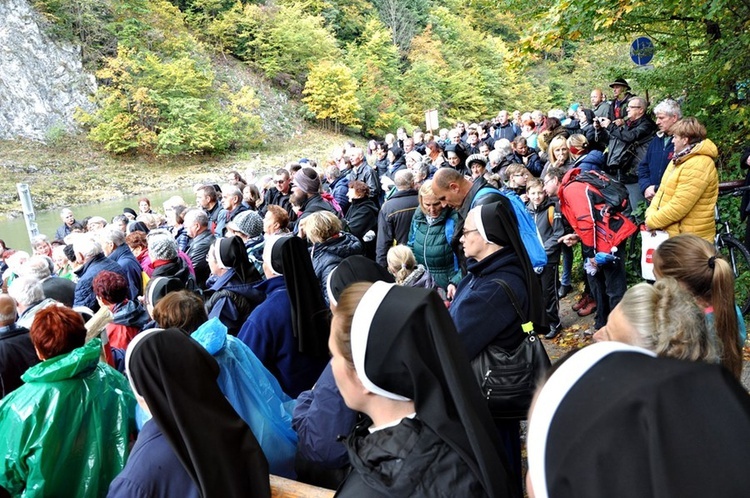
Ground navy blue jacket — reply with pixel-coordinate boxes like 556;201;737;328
449;248;528;359
205;269;265;336
74;253;127;312
574;150;607;172
311;232;363;305
107;419;199;498
510;151;543;177
237;277;327;398
293;362;356;469
637;133;674;195
109;243;143;301
328;175;350;216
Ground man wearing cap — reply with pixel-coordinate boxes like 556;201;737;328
291;168;337;231
607;77;635;122
263;168;296;222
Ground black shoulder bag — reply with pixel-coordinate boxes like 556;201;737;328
471;279;552;421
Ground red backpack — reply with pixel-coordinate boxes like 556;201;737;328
558;168;637;253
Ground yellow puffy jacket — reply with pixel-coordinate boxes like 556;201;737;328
645;139;718;243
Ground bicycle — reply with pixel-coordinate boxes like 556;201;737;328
716;180;750;316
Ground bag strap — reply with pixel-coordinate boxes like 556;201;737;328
491;279;534;335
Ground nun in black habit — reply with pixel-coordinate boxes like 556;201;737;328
108;328;271;498
527;341;750;498
330;281;520;498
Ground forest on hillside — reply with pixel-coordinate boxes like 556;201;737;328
31;0;750;166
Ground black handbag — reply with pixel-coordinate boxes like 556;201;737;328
471;279;552;421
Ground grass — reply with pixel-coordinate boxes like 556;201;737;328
0;126;362;219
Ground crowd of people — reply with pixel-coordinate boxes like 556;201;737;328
0;77;749;497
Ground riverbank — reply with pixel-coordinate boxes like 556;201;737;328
0;126;357;219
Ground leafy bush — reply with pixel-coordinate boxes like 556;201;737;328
302;60;361;132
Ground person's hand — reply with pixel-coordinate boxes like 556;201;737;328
558;233;580;247
644;185;656;201
446;283;457;300
520;193;529;203
613;118;625;127
589;257;598;268
599;117;611;128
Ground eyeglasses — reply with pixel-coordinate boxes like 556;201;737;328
628;105;642;109
274;179;286;184
462;229;479;236
544;178;556;185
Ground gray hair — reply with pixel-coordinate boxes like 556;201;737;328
19;255;52;280
98;225;126;247
653;98;682;119
73;236;103;260
619;279;718;362
394;170;414;190
547;109;566;120
31;234;50;248
325;165;341;180
488;149;502;167
223;185;243;201
8;276;45;307
184;208;209;228
630;96;648;110
494;138;513;158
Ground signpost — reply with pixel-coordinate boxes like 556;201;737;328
425;109;439;132
17;183;39;247
630;36;655;66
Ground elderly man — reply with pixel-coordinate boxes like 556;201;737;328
638;99;682;202
72;235;127;312
97;225;142;300
184;208;213;289
21;255;76;308
263;168;296;221
590;88;611;118
196;184;226;237
375;170;419;267
347;147;378;200
601;96;656;208
8;276;57;329
0;294;40;398
607;77;635;122
220;184;249;234
54;208;77;241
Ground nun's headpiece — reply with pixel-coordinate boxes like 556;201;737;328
326;255;394;307
214;236;260;283
348;282;518;497
527;342;750;498
145;276;184;308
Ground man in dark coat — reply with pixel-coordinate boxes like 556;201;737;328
73;236;127;312
375;170;419;267
0;294;40;399
99;226;142;301
184;208;214;289
54;208;77;241
196;184;226;238
637;98;681;203
263;168;297;222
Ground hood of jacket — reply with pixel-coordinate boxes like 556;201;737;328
112;299;150;328
22;338;102;383
676;138;719;165
313;232;363;260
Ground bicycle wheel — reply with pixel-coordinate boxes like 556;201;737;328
717;234;750;316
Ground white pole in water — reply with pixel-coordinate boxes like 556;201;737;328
17;183;39;247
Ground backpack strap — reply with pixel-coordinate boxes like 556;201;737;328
471;186;503;209
547;205;555;226
492;279;534;335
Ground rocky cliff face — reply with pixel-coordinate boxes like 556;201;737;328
0;0;96;141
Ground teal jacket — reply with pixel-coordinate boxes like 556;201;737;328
0;339;135;497
408;208;461;289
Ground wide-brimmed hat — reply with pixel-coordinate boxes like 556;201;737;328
609;77;631;90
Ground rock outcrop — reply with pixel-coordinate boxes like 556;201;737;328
0;0;95;141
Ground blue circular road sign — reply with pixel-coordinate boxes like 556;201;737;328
630;37;655;66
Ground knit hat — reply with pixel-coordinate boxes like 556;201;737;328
147;229;178;261
226;210;263;238
609;77;631;90
293;168;321;195
466;153;488;168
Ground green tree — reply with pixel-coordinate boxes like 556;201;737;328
302;60;361;132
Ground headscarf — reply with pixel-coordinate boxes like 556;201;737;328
293;167;321;195
268;235;329;356
126;221;150;234
145;276;184;308
527;341;750;498
472;199;546;327
350;282;519;497
215;236;260;284
326;255;394;307
125;329;271;498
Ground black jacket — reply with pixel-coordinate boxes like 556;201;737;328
152;257;198;291
0;324;40;398
375;189;419;266
345;197;379;259
336;418;489;497
311;232;363;305
263;187;296;222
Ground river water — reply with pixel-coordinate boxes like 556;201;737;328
2;187;196;252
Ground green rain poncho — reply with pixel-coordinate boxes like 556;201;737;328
0;339;135;497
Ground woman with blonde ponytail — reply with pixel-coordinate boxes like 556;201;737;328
653;234;746;378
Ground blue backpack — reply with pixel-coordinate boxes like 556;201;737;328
471;187;547;270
